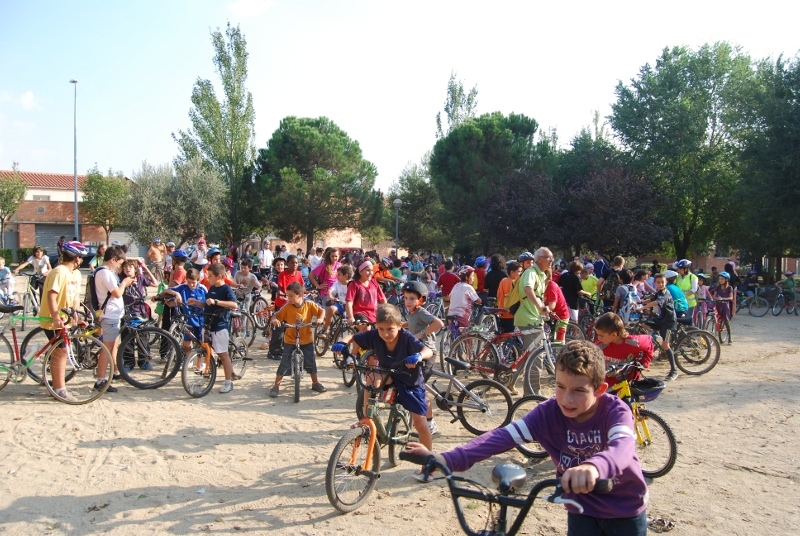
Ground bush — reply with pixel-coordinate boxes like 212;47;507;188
0;249;11;266
17;247;46;264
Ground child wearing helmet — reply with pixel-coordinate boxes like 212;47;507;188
710;272;735;338
663;270;689;318
776;271;797;315
473;256;488;294
743;269;759;297
449;266;482;327
169;250;189;286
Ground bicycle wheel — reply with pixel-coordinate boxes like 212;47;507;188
564;321;585;342
20;327;51;384
674;329;720;375
181;347;216;398
424;302;443;320
635;408;678;479
438;329;454;363
325;427;381;513
116;327;182;389
522;346;557;398
509;395;549;459
445;332;499;380
44;333;112;405
21;292;32;331
341;349;357;388
313;322;329;357
788;302;797;315
229;336;248;379
251;297;270;329
293;349;303;403
457;378;513;436
772;296;785;316
387;410;413;467
718;320;730;344
0;334;13;391
242;313;257;347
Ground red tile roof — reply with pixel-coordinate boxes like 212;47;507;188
0;170;88;189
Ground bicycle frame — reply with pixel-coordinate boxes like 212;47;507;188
425;368;493;417
356;389;409;471
2;311;80;381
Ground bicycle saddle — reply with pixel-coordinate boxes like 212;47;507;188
446;315;460;321
483;307;506;315
444;357;470;371
676;317;693;325
491;462;527;493
0;304;24;314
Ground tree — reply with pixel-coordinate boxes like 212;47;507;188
126;157;228;247
610;42;757;259
435;72;479;139
430;112;544;253
0;163;27;249
80;164;129;245
256;116;382;253
172;23;257;244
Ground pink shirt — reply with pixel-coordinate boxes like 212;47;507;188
311;261;341;294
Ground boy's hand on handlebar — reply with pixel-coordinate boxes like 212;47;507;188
405;353;422;367
561;464;600;494
405;442;447;469
331;342;348;354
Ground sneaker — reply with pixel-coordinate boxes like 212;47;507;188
268;353;282;361
665;370;679;382
112;373;122;381
141;362;153;371
53;388;78;402
219;380;233;394
231;372;242;381
312;383;327;393
427;419;440;436
269;385;279;398
94;379;118;393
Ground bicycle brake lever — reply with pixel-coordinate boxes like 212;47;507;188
550;495;584;514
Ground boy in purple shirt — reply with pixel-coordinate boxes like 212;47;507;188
408;340;648;535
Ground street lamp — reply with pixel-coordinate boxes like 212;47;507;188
69;79;79;240
392;198;402;254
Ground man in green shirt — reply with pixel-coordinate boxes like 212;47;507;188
514;248;552;396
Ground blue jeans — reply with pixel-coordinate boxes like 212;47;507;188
567;511;647;536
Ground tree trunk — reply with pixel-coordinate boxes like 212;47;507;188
0;218;5;249
306;230;314;257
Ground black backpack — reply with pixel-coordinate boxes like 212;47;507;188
601;269;622;302
85;267;112;315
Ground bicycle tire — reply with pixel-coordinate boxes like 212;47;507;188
0;334;13;391
522;346;558;398
181;347;216;398
354;350;373;392
293;349;303;403
673;329;720;375
564;321;585;342
251;297;270;329
387;410;412;467
116;326;182;389
313;322;329;357
439;329;454;364
635;408;678;479
21;293;32;331
509;395;549;459
229;336;248;380
243;313;257;348
457;378;513;436
444;332;499;380
772;296;785;316
325;427;380;513
44;333;112;405
718;320;730;345
788;303;797;315
341;349;357;388
20;327;51;384
424;301;443;320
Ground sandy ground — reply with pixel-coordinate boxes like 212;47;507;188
0;287;799;535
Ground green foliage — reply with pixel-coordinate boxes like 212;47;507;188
80;164;130;245
435;72;479;139
0;249;11;266
172;23;256;244
126;158;228;247
610;42;757;259
256;116;382;253
0;163;27;249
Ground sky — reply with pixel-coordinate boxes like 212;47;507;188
1;0;799;193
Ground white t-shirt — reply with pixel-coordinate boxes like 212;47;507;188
309;255;322;270
94;267;125;320
27;256;51;276
331;281;348;304
192;248;208;266
449;282;479;318
257;248;274;269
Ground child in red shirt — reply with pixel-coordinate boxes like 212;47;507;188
544;269;570;342
594;312;654;386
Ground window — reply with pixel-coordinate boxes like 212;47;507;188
32;195;50;201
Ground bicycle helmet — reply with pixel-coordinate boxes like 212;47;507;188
663;269;678;279
474;255;487;268
166;241;175;248
747;269;757;275
400;262;408;268
207;247;221;257
719;271;731;280
61;241;88;258
457;265;475;277
222;257;234;269
401;281;428;298
171;249;189;261
696;272;707;282
675;259;692;268
518;251;535;262
785;271;795;276
153;238;161;243
381;257;392;267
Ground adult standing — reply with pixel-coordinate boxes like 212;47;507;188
514;249;552;396
257;240;273;279
592;251;609;279
483;254;508;300
559;261;591;322
309;247;341;297
241;243;255;265
724;262;741;290
495;260;521;333
674;259;699;320
279;245;289;259
56;236;66;257
407;253;425;282
147;238;166;278
89;243;107;271
191;238;209;270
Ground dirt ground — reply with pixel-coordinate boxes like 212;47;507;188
0;300;798;535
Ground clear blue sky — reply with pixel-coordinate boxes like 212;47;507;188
1;0;799;192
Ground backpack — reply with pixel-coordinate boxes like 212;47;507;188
618;284;641;322
85;267;112;316
504;278;524;315
601;269;621;302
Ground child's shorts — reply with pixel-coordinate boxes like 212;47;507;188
394;382;427;416
211;329;229;354
277;342;316;377
333;302;345;316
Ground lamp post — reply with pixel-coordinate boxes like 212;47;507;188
69;79;79;240
392;198;402;254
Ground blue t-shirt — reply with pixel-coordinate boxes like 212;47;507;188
205;284;237;331
666;283;688;312
0;266;11;284
170;283;207;328
353;329;425;387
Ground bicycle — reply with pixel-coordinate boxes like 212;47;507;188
313;307;354;358
735;286;769;317
400;452;613;536
699;298;732;344
0;304;112;404
325;359;417;513
332;318;374;388
424;291;445;320
627;315;720;375
180;311;249;398
280;319;320;403
231;290;257;347
771;288;797;316
115;299;184;389
16;273;44;331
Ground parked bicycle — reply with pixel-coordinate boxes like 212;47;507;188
627;314;720;375
735;286;769;317
16;273;44;331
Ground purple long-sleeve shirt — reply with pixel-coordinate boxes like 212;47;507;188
442;394;648;519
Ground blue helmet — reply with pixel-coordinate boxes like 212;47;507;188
675;259;692;269
62;241;88;258
207;247;221;257
719;271;731;280
171;249;189;261
474;256;487;268
518;251;535;262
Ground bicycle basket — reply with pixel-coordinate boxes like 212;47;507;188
629;378;665;402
